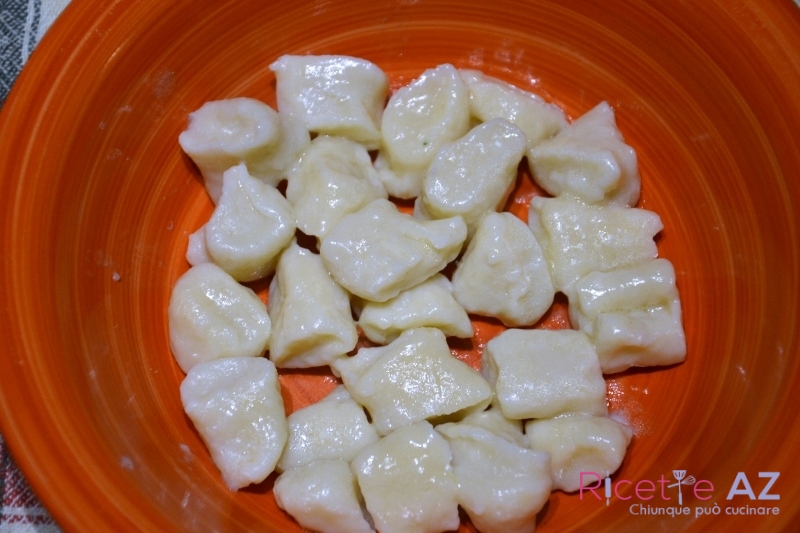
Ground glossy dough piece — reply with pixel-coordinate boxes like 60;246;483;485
458;408;528;448
437;421;552;533
482;329;608;419
571;258;687;373
528;101;641;207
168;263;271;373
320;199;467;302
204;164;295;282
180;357;287;490
268;243;358;369
273;460;375;533
378;63;471;198
526;415;633;493
419;118;526;236
333;328;492;436
270;54;389;149
357;273;473;345
178;97;308;202
276;386;379;472
452;212;555;327
185;225;211;266
247;113;311;187
459;68;568;150
286;135;387;239
352;421;459;533
528;196;663;298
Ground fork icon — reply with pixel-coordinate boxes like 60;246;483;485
667;470;696;505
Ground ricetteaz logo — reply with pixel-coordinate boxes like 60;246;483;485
579;470;781;519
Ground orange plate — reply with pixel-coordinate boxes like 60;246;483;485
1;0;799;531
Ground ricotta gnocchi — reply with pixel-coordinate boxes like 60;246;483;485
170;55;688;533
270;54;389;149
204;163;296;282
320;199;467;302
357;273;473;345
526;414;633;493
437;420;552;533
452;212;555;327
351;421;460;533
333;327;492;436
168;263;271;373
268;243;358;369
528;101;640;207
180;357;287;490
482;329;608;420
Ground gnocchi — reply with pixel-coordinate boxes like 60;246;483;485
437;420;552;533
180;357;287;490
482;329;608;420
459;68;568;150
204;163;295;282
169;55;687;533
274;460;375;533
286;135;387;240
570;258;687;373
526;414;633;493
268;242;358;369
320;198;467;302
528;101;640;207
356;273;473;345
168;263;271;373
178;97;308;203
270;54;389;149
351;421;460;533
528;195;663;299
377;63;471;198
417;118;526;237
451;212;555;327
333;328;492;436
276;385;379;472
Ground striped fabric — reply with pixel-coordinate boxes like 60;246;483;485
0;0;70;106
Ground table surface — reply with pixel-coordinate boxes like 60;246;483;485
2;2;70;530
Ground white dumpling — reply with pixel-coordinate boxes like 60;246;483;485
168;263;271;373
270;54;389;149
378;63;471;198
419;118;526;236
186;225;211;266
437;421;551;533
178;98;281;202
528;101;640;206
526;415;633;493
528;196;663;299
204;164;295;282
180;357;287;490
571;258;687;373
178;98;309;203
247;112;311;186
357;273;473;345
320;199;467;302
268;243;358;369
332;328;492;436
460;69;568;149
274;460;374;533
320;383;356;403
482;329;607;420
452;212;555;326
286;135;387;239
276;386;379;472
459;408;527;448
352;421;459;533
